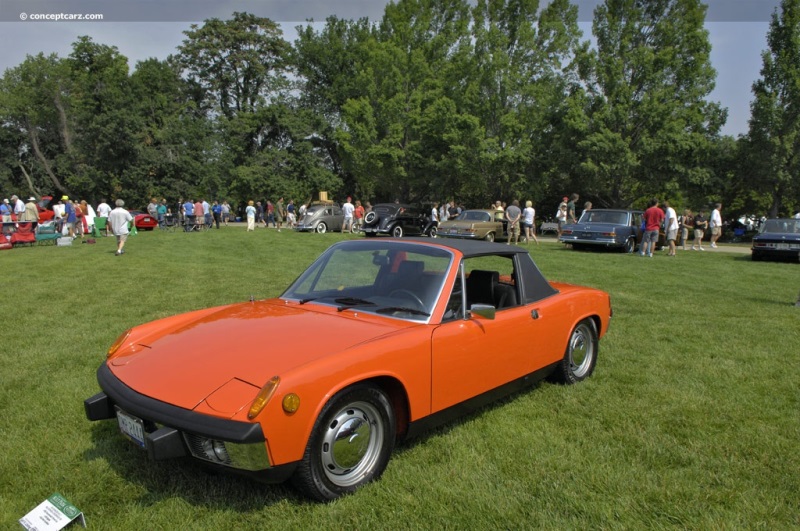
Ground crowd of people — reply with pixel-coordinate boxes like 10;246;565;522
7;190;792;257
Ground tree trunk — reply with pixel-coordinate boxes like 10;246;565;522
27;118;69;196
18;163;42;197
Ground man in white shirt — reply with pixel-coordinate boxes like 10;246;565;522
107;199;133;256
341;197;355;233
12;195;25;220
664;200;678;256
709;203;722;248
96;199;111;218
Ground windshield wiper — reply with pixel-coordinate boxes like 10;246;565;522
375;306;430;316
335;297;376;312
298;298;317;305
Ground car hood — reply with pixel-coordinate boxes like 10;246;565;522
108;300;405;413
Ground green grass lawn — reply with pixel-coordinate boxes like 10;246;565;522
1;228;798;528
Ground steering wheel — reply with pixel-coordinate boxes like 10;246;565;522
389;289;424;310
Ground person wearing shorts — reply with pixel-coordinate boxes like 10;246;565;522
692;211;708;250
640;198;664;257
108;199;133;255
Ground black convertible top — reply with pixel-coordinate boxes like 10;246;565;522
382;238;559;303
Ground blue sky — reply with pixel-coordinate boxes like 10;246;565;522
0;1;776;136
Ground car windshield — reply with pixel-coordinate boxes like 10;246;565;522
578;211;628;225
761;219;800;233
457;211;491;222
282;241;452;322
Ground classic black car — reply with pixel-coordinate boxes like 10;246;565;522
559;209;661;253
362;203;437;238
751;218;800;262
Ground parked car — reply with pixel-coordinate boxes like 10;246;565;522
751;218;800;262
361;203;436;237
84;238;611;501
37;195;55;221
294;204;344;233
438;209;507;242
559;208;663;252
129;211;159;231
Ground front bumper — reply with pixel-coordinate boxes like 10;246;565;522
84;363;297;483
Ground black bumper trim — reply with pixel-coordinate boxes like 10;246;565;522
88;363;264;444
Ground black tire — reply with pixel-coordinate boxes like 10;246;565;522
315;222;327;234
751;251;762;261
484;232;495;242
392;225;404;238
292;385;395;501
623;238;636;254
365;232;376;238
428;226;438;238
550;318;598;384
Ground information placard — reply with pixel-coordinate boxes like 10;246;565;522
19;493;86;530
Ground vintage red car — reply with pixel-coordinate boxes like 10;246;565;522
129;210;158;230
85;238;612;500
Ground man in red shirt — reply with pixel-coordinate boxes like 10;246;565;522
641;198;665;257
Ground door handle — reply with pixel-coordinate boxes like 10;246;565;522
531;309;540;320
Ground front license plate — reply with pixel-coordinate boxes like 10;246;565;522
115;407;146;448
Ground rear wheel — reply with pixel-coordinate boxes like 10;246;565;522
623;238;636;254
392;225;404;238
315;222;328;234
427;226;437;238
550;318;598;384
292;385;395;501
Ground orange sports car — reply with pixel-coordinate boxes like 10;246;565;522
84;238;612;501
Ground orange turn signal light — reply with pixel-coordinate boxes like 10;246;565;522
248;376;280;419
282;393;300;414
107;329;132;358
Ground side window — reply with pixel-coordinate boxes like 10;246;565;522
442;272;464;322
462;256;520;310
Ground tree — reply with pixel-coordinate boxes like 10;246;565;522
745;0;800;217
0;53;74;198
571;0;725;208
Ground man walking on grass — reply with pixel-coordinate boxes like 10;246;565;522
709;203;722;248
108;199;133;256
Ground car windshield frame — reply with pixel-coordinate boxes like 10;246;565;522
760;219;800;234
578;210;630;225
281;240;454;323
456;211;492;222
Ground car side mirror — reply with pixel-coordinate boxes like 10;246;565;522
372;254;390;266
469;304;496;320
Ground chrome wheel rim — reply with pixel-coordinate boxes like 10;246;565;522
316;223;327;233
320;401;384;487
568;322;595;378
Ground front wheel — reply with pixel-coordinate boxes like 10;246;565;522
484;232;495;242
427;226;437;238
392;225;404;238
315;222;328;234
292;385;395;501
550;318;598;384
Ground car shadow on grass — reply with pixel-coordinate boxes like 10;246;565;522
84;422;304;509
